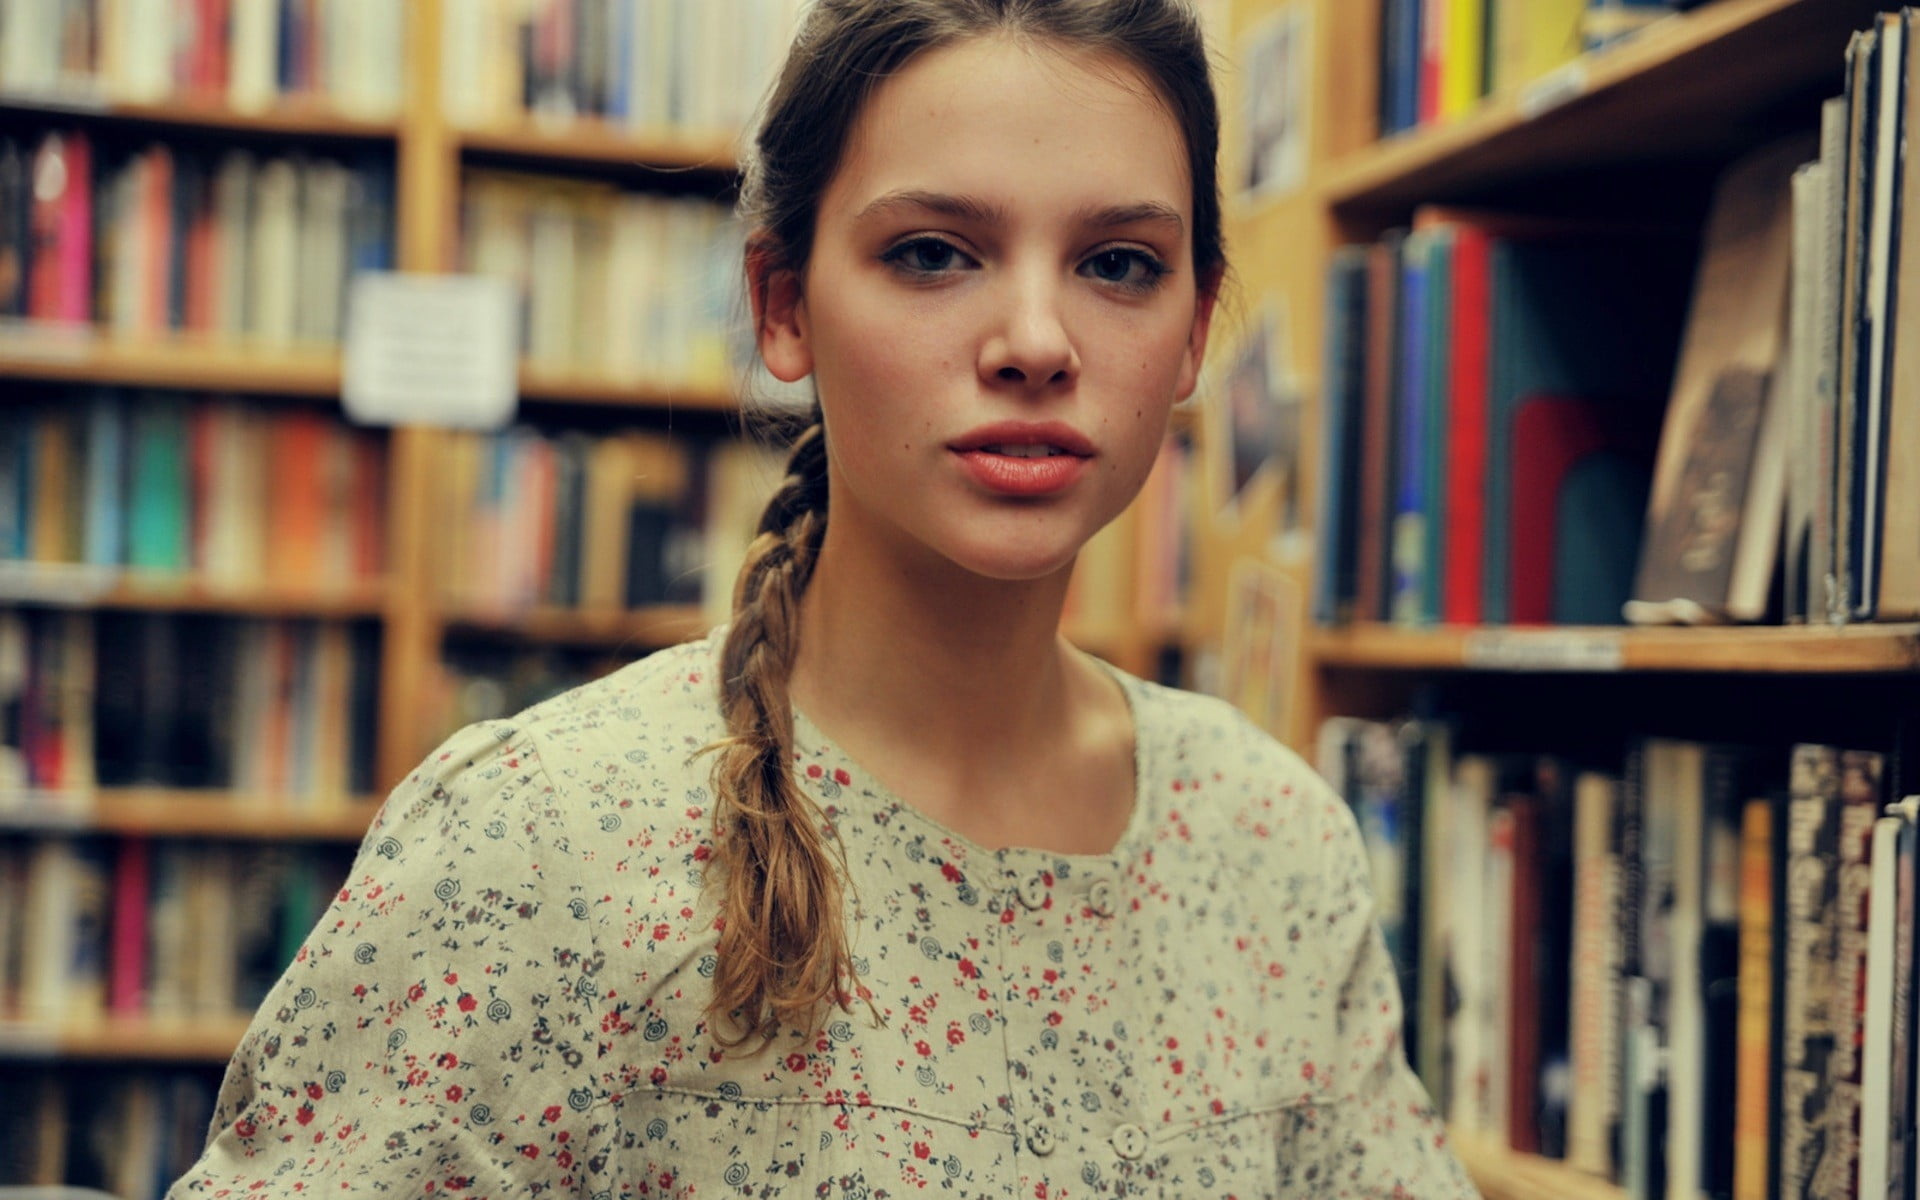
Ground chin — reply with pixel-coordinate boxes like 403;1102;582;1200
938;529;1089;585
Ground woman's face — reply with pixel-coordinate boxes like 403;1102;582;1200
757;34;1216;584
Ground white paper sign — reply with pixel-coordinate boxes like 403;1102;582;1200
343;272;519;429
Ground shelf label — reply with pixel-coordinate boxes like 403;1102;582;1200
1463;629;1625;672
343;273;519;429
1517;61;1589;120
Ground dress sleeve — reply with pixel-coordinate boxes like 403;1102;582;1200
166;720;607;1199
1310;779;1481;1198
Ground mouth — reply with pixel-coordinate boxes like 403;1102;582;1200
947;421;1097;459
974;444;1078;458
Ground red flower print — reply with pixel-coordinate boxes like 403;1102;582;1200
437;1053;459;1069
786;1053;808;1073
1211;1099;1226;1115
353;984;367;997
947;1027;965;1046
834;768;850;785
807;764;823;778
458;993;477;1012
521;1145;539;1160
1301;1062;1316;1081
651;1067;668;1085
446;1085;463;1102
693;844;711;862
295;1105;314;1126
234;1118;256;1139
958;958;977;978
1166;1037;1179;1049
942;863;963;882
1045;1012;1062;1027
914;1142;931;1160
915;1040;933;1057
408;983;426;1002
543;1105;562;1124
306;1083;323;1099
444;972;458;985
653;923;671;942
1172;1060;1185;1075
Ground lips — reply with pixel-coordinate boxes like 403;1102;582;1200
946;421;1096;458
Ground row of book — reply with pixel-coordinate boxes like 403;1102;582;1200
0;835;346;1024
0;389;386;587
1378;0;1692;137
3;608;381;798
1318;716;1920;1198
0;0;405;117
461;169;740;387
0;129;395;342
441;0;803;135
0;1066;219;1200
1314;213;1690;628
434;427;779;622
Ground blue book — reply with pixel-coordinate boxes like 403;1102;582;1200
82;390;126;568
1381;0;1424;135
1315;247;1371;625
1419;228;1454;625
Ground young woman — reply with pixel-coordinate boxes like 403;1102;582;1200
170;2;1475;1196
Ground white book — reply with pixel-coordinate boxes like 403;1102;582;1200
1858;17;1906;617
1664;740;1707;1200
108;157;145;337
1787;163;1822;621
1446;755;1494;1134
1568;770;1619;1177
441;0;491;127
19;838;76;1021
213;152;256;341
295;159;350;344
228;0;281;111
56;611;94;792
1863;812;1902;1199
0;0;60;95
249;157;301;345
527;190;579;368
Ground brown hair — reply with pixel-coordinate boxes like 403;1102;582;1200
703;0;1227;1047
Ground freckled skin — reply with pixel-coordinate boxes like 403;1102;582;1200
755;35;1216;585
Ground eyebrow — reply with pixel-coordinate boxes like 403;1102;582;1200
853;189;1185;234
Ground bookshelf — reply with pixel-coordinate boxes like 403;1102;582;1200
1215;0;1920;1197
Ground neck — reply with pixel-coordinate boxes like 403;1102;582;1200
787;513;1080;765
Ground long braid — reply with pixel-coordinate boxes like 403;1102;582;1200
702;417;855;1047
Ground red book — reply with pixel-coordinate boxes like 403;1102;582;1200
109;839;152;1015
1508;397;1610;625
350;433;386;581
27;132;93;323
140;144;175;336
184;178;218;332
268;411;328;586
1355;239;1401;622
1443;226;1492;624
1419;0;1445;126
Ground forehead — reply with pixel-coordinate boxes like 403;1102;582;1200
825;35;1193;227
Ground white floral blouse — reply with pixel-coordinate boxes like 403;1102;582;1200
168;630;1477;1199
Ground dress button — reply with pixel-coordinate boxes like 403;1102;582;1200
1026;1120;1056;1156
1087;878;1116;917
1110;1123;1149;1161
1018;873;1048;910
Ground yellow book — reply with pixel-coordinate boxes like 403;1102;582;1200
1490;0;1585;96
29;412;75;564
1441;0;1486;119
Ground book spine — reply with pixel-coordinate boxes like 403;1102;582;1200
1780;744;1842;1195
1823;749;1885;1194
1733;798;1773;1199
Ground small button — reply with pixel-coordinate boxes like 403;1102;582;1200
1110;1123;1149;1161
1087;878;1116;917
1026;1120;1056;1156
1018;874;1048;910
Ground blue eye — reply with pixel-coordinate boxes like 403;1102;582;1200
882;237;971;276
1082;248;1167;291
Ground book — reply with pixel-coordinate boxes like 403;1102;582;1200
1733;797;1774;1199
1779;744;1842;1195
1629;137;1808;625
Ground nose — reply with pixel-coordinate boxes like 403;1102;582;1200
978;270;1079;391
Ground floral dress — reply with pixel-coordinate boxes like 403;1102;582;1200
167;630;1477;1199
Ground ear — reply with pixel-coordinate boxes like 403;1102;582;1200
1172;265;1222;404
746;236;813;383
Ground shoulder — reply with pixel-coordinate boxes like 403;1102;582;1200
377;632;726;850
1125;675;1357;883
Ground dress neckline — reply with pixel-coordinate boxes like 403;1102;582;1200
784;644;1154;869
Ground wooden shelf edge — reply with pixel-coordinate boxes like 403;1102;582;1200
1311;622;1920;674
0;1015;252;1062
516;366;739;412
0;791;380;840
458;120;739;172
0;564;392;618
1453;1134;1625;1200
0;93;400;140
444;604;713;648
1320;0;1854;209
0;329;343;395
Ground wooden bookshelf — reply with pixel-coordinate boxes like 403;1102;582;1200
518;365;740;412
0;330;343;396
1452;1136;1624;1200
446;603;711;648
0;1016;251;1063
458;120;738;174
0;791;379;840
0;95;399;142
1320;0;1889;215
1311;622;1920;674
